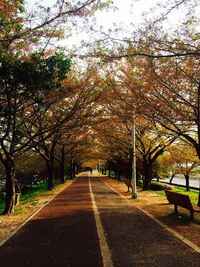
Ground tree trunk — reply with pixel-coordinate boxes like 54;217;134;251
169;173;175;184
72;162;76;178
143;178;151;190
184;174;190;191
70;159;75;179
46;160;54;190
2;157;16;214
136;171;140;186
60;146;65;183
143;164;153;190
117;171;121;180
60;161;65;183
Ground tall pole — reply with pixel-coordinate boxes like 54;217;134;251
198;178;200;206
131;112;137;199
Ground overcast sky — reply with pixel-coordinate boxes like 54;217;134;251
25;0;180;28
25;0;188;51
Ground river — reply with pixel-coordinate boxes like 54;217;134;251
158;176;200;190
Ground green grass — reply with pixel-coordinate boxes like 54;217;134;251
151;185;200;223
172;187;199;206
20;177;68;202
152;185;199;206
13;206;23;215
20;181;48;202
0;201;5;214
0;176;71;214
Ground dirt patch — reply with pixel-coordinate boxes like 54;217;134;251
0;180;74;244
101;176;200;248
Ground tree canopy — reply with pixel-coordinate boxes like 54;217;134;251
1;0;200;214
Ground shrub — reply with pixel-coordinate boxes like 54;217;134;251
150;182;164;191
137;180;143;188
0;190;6;201
163;184;173;190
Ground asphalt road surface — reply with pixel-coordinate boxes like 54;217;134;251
0;174;200;267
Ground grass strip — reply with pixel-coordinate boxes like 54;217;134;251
153;186;199;206
0;177;71;214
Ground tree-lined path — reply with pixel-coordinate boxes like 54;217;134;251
0;174;200;267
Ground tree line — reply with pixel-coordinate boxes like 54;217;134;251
0;0;109;214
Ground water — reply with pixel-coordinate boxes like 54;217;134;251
159;176;200;189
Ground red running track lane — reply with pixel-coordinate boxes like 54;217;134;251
0;176;103;267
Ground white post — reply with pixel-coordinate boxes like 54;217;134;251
131;113;137;199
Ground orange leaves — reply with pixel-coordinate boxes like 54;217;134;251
0;0;21;19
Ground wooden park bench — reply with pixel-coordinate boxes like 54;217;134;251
164;190;200;220
124;178;132;192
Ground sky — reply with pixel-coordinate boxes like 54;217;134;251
25;0;189;51
25;0;185;28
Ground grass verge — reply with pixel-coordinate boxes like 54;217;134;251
152;185;199;206
0;177;71;215
151;184;200;223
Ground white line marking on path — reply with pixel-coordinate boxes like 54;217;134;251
100;177;200;254
89;177;114;267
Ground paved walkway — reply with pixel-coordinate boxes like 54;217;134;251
0;174;200;267
0;176;102;267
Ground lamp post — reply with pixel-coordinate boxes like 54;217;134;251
131;112;137;199
198;178;200;206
